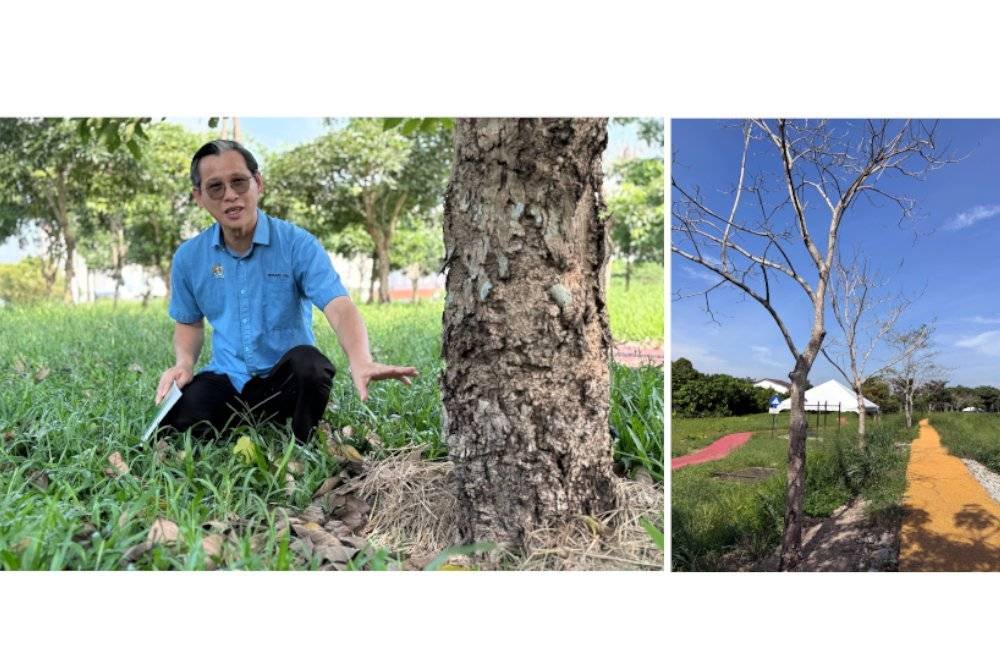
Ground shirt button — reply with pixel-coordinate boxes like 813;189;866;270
241;289;246;295
242;318;248;324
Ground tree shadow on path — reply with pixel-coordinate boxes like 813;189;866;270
900;505;1000;571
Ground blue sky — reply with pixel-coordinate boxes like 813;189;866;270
0;117;658;263
672;119;1000;388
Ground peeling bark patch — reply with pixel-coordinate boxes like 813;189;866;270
548;283;572;311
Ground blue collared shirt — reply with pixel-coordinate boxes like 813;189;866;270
169;209;348;392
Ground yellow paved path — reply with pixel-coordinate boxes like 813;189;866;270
899;418;1000;571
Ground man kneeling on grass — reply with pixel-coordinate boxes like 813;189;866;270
155;140;417;444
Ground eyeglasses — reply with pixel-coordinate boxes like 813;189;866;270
202;176;253;200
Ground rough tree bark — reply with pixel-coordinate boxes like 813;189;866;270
441;118;617;550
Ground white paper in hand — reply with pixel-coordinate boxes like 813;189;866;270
142;381;182;442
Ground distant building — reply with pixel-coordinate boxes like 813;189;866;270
754;378;791;394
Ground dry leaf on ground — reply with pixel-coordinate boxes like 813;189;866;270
33;366;50;382
12;357;27;375
128;363;143;374
28;470;49;492
285;473;296;497
201;534;225;566
147;518;179;544
291;521;358;567
105;451;129;477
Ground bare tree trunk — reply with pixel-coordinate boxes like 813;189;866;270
442;118;616;551
62;231;76;304
377;238;391;304
367;251;377;305
856;392;867;450
780;364;809;570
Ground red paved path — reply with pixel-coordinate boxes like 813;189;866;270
671;432;754;470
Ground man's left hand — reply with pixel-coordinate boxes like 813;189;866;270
350;361;419;402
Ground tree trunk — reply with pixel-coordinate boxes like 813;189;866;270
779;365;809;570
442;118;616;551
62;231;76;304
376;237;391;304
367;251;378;305
856;393;867;451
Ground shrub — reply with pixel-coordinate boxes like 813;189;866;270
0;257;55;305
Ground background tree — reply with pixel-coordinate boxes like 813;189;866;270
442;118;616;551
0;118;112;302
672;119;951;570
391;212;444;303
821;251;916;448
886;324;939;428
122;123;207;303
920;378;952;412
861;375;900;413
606;156;663;290
267;119;452;303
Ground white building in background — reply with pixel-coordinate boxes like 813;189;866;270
3;224;445;304
754;378;791;394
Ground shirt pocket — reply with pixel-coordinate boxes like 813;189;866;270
263;271;300;331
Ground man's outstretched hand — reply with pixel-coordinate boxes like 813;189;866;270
350;361;418;402
156;364;194;403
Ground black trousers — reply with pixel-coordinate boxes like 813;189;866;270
161;345;335;444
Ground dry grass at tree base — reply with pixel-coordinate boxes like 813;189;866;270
359;446;664;570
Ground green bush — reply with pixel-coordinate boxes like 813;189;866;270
0;257;55;305
672;373;771;418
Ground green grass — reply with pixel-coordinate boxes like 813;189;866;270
671;413;916;571
927;412;1000;474
608;261;663;343
0;294;663;570
671;413;787;457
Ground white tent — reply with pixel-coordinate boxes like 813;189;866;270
776;379;879;414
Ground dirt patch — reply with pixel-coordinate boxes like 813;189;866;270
724;497;902;571
612;342;664;368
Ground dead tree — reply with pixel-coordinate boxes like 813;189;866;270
886;324;940;428
672;119;952;570
820;251;920;449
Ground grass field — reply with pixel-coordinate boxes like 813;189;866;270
0;272;663;570
671;413;917;571
607;261;663;343
927;412;1000;474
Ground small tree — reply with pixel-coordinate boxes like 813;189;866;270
606;157;663;290
391;213;444;303
821;251;918;448
886;324;939;428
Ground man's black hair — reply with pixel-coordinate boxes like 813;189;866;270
190;140;260;189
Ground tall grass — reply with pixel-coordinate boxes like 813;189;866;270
671;414;915;570
928;412;1000;473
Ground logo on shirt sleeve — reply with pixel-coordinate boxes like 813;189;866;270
212;264;224;279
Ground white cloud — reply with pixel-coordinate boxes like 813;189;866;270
671;341;729;372
955;330;1000;357
943;204;1000;231
968;316;1000;325
679;265;718;283
751;345;784;369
